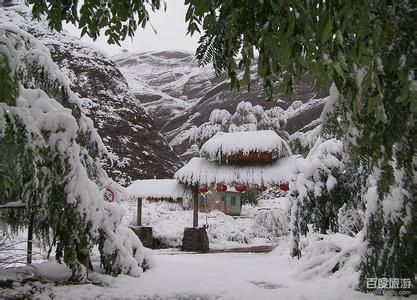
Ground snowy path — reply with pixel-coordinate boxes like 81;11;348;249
35;250;396;300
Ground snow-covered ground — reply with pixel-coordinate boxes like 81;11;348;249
1;197;413;299
122;195;289;249
1;236;408;299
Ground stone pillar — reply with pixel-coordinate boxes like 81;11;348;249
182;227;209;252
130;226;153;248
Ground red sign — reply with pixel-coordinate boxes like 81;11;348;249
104;187;115;202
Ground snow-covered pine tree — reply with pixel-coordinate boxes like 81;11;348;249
0;26;152;281
288;87;367;258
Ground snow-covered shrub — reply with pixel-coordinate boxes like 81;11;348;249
288;137;365;257
254;208;289;237
0;26;151;280
231;101;258;127
289;126;320;156
245;191;290;237
293;232;362;288
337;204;364;236
359;165;417;292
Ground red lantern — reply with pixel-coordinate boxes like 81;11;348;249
254;184;267;192
234;184;246;193
279;182;289;191
216;183;227;192
198;185;209;193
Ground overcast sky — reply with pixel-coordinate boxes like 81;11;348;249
64;1;200;57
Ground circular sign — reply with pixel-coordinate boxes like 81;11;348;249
104;187;115;202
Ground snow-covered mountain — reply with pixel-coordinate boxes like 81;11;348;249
114;51;329;160
1;4;328;183
0;6;183;185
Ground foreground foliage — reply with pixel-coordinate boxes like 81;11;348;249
0;26;151;280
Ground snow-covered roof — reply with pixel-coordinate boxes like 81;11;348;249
126;179;192;199
200;130;291;161
174;157;298;186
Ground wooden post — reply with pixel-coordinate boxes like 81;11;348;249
27;219;33;264
137;197;142;226
193;187;198;228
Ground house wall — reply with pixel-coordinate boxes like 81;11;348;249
198;190;242;216
224;194;241;216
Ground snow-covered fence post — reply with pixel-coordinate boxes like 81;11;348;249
193;186;198;227
137;197;142;226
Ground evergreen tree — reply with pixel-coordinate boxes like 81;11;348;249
0;26;151;281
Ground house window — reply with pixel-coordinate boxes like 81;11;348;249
221;195;225;202
230;196;236;206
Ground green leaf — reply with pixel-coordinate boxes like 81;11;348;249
410;94;417;113
321;17;332;45
297;55;308;69
337;52;348;71
333;62;345;79
80;27;88;37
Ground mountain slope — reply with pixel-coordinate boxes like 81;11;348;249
114;51;329;159
0;6;183;185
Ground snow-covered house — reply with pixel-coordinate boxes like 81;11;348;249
127;179;191;204
175;130;293;219
198;185;250;216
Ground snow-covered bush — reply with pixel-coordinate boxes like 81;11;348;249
289;126;320;156
245;191;290;237
337;204;364;237
293;232;362;288
191;101;289;148
288;137;365;257
0;26;151;280
254;208;289;237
